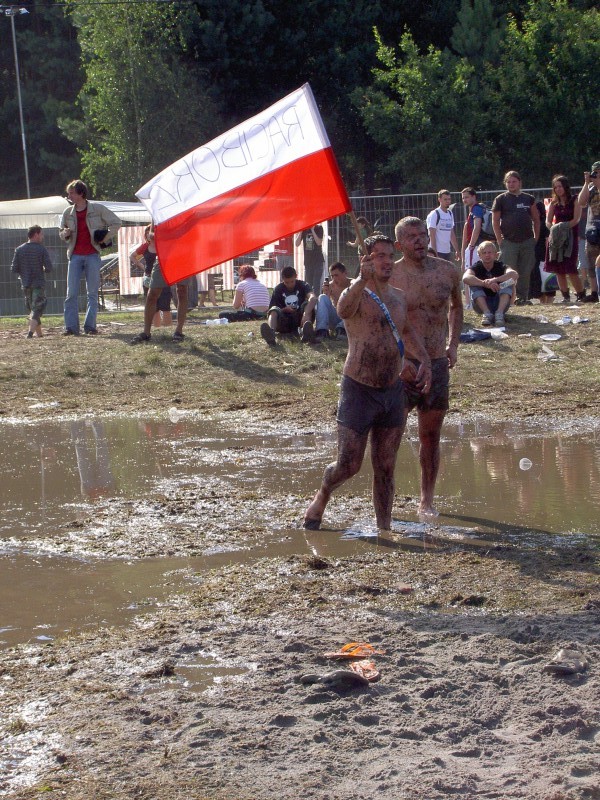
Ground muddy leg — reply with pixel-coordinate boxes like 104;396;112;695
369;425;403;530
304;425;368;528
417;409;446;516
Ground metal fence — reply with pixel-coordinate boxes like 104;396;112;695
0;187;558;316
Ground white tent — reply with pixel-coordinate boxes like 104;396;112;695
0;196;151;229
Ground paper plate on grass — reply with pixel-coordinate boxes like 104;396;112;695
540;333;562;342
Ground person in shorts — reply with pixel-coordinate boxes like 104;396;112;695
304;235;431;532
131;226;191;343
462;241;518;326
260;266;317;345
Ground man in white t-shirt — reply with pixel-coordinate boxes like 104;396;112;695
425;189;459;263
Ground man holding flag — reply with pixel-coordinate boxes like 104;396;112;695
303;235;431;532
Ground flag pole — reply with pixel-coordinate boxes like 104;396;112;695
349;210;384;299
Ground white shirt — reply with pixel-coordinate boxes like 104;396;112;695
426;206;455;253
236;278;270;309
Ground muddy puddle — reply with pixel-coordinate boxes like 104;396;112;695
1;416;598;651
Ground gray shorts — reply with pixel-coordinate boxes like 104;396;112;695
403;357;450;413
337;375;404;436
149;261;192;290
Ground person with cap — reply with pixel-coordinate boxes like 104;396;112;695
576;161;600;303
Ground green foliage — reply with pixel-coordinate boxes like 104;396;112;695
357;0;600;191
451;0;505;65
64;0;222;199
0;3;81;200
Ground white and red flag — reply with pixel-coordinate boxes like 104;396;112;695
136;84;351;284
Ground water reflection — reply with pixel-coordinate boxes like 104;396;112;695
0;416;598;649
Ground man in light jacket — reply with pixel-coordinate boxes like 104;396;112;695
59;179;121;335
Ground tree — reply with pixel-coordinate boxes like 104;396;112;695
450;0;505;66
0;1;81;200
63;0;222;199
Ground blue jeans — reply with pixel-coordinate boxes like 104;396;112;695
64;252;102;333
315;294;344;333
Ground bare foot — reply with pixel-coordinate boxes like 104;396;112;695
418;504;439;519
304;489;328;530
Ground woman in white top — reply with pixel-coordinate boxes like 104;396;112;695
218;265;270;322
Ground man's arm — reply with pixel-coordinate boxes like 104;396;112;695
294;231;303;247
577;174;591;208
428;226;437;256
401;318;432;394
446;273;463;368
11;249;20;275
42;247;53;273
100;205;122;239
530;199;540;241
492;209;502;245
450;227;460;260
311;226;323;247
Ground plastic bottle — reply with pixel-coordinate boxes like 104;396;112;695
536;314;549;324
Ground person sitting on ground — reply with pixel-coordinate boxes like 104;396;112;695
260;265;317;345
462;241;518;326
312;261;351;340
11;225;53;338
219;265;270;322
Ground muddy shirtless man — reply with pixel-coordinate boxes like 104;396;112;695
304;235;431;532
392;217;463;517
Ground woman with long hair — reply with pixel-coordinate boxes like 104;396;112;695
545;175;586;303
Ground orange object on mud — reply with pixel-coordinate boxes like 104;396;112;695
349;659;381;682
324;642;385;659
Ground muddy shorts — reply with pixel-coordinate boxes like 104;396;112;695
403;357;450;413
24;287;47;322
337;375;404;436
149;262;192;291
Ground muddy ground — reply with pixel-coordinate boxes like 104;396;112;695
0;311;599;800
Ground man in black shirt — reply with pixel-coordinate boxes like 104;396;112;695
260;266;317;345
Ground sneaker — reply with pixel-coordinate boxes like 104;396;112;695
582;291;599;303
62;328;78;336
26;331;34;339
260;322;276;346
130;332;151;345
301;320;316;343
335;328;347;338
315;329;330;340
494;312;505;326
560;296;572;305
84;327;98;335
172;331;185;342
481;314;494;326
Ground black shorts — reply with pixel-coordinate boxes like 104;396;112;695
403;357;449;413
337;375;404;436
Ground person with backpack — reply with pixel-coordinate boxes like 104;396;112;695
460;187;494;269
426;189;459;263
491;171;540;305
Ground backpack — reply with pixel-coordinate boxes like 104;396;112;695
476;203;495;240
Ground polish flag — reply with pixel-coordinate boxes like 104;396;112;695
136;84;351;284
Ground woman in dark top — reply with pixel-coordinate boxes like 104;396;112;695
545;175;585;303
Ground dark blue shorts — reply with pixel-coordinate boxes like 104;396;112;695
403;357;449;413
337;375;404;436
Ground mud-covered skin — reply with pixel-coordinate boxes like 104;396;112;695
305;241;431;531
392;220;463;516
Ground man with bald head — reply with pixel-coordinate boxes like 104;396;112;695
392;217;463;517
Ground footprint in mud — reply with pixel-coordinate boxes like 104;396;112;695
269;714;298;727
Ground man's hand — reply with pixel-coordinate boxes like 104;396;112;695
359;252;375;282
414;361;432;394
446;342;459;368
484;278;500;293
282;305;295;314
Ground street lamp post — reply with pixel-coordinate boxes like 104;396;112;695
2;6;30;198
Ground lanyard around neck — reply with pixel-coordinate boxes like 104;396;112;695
364;288;404;358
